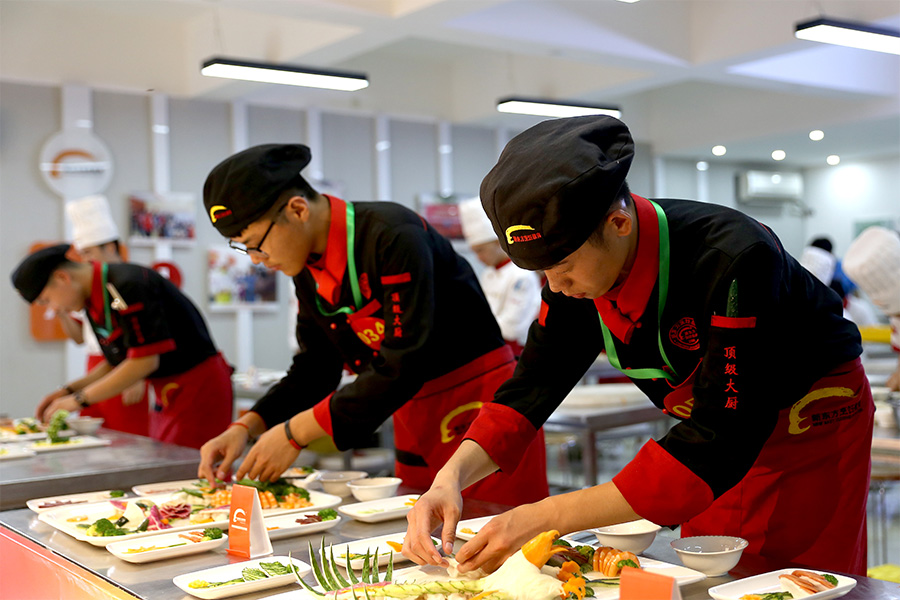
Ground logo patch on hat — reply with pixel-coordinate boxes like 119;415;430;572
505;225;542;245
209;205;232;223
669;317;700;351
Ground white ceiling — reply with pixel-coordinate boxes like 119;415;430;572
2;0;898;169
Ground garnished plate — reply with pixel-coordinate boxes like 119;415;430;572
173;555;310;599
337;495;419;523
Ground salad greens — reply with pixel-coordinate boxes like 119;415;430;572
234;477;310;500
46;410;70;443
85;518;129;537
318;508;338;521
188;561;293;588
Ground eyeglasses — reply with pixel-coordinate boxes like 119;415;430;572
228;204;286;258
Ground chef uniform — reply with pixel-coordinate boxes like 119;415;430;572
203;144;548;506
11;245;233;450
65;195;149;436
467;116;873;574
459;197;542;356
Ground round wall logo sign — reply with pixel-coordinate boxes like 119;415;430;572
39;129;114;198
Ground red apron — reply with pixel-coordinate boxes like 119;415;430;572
392;345;549;506
681;358;874;575
80;354;150;437
148;353;233;450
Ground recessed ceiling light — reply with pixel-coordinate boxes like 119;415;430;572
809;130;825;141
827;155;841;166
771;150;786;161
696;161;709;171
711;145;727;156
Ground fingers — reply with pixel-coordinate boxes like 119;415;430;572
403;506;444;566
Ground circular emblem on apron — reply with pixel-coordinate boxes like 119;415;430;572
669;317;700;351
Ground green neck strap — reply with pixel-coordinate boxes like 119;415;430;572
95;263;113;337
315;201;363;317
598;200;678;381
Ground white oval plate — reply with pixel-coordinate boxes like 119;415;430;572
27;490;129;513
331;533;440;569
708;568;856;600
107;529;227;563
264;512;341;541
173;555;310;599
455;516;495;541
337;494;419;523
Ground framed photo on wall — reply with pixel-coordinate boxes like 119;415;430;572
207;246;278;310
129;191;196;246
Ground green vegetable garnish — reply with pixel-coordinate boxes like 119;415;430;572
234;477;310;500
552;538;572;547
241;567;269;581
179;487;205;498
202;528;224;540
259;561;291;576
616;559;639;570
85;517;128;537
109;490;125;498
824;574;838;586
46;410;70;443
317;508;338;521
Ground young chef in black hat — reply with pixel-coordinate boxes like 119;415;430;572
12;244;233;449
404;115;874;575
197;144;548;506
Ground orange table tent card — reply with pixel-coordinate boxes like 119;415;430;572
620;566;682;600
227;483;273;559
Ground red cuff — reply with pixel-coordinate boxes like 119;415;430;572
126;339;176;358
613;439;714;526
464;403;537;474
312;393;335;436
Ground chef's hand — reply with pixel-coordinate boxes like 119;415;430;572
41;395;79;423
403;481;463;568
121;380;145;406
198;426;249;484
36;388;68;421
887;359;900;392
455;503;544;574
234;425;300;482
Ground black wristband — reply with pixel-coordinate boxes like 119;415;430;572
284;419;303;450
74;390;90;409
63;385;76;394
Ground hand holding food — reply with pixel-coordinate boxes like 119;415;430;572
36;388;68;422
234;425;301;482
402;480;464;567
455;503;547;574
197;425;250;483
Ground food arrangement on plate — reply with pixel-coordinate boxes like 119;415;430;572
709;568;856;600
331;534;441;569
107;528;227;564
265;508;341;541
338;494;419;523
173;555;311;599
27;489;127;513
291;530;704;600
0;412;75;442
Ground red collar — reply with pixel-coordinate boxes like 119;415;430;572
593;195;660;344
85;261;106;324
495;257;512;270
307;196;349;305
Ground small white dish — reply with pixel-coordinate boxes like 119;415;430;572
708;568;856;600
173;555;310;599
107;529;227;563
0;446;36;460
332;533;439;569
348;476;402;501
456;516;494;540
670;535;748;577
67;416;104;435
264;511;341;541
338;494;419;523
27;490;128;513
28;435;111;452
319;471;368;497
591;519;661;554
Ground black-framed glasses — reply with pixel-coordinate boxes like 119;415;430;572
228;204;286;258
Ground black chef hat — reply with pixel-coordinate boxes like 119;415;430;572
11;244;73;303
203;144;312;238
480;115;634;270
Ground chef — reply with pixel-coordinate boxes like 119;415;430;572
404;116;873;575
197;144;547;506
459;197;541;357
13;244;233;449
50;195;150;436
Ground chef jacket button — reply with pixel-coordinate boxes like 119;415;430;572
330;323;337;330
372;351;378;357
354;359;361;366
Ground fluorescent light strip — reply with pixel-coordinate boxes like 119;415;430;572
497;98;620;119
795;18;900;55
201;58;369;91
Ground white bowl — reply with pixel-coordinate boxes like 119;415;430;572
347;477;402;501
591;519;661;554
67;416;104;435
670;535;748;576
318;471;368;497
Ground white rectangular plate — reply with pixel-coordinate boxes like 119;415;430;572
28;435;111;452
173;555;310;599
0;429;75;442
27;490;129;513
132;479;211;496
39;489;341;546
0;446;35;460
331;534;440;569
107;530;228;563
265;512;341;541
456;516;495;541
338;495;419;523
709;568;856;600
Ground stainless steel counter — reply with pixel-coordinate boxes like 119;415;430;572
2;489;896;600
0;429;200;510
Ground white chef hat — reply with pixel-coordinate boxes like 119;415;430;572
66;195;120;251
842;226;900;316
459;197;497;246
800;245;836;286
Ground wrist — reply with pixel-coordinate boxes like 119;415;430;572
227;421;253;440
283;419;304;451
62;384;76;395
73;390;90;409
